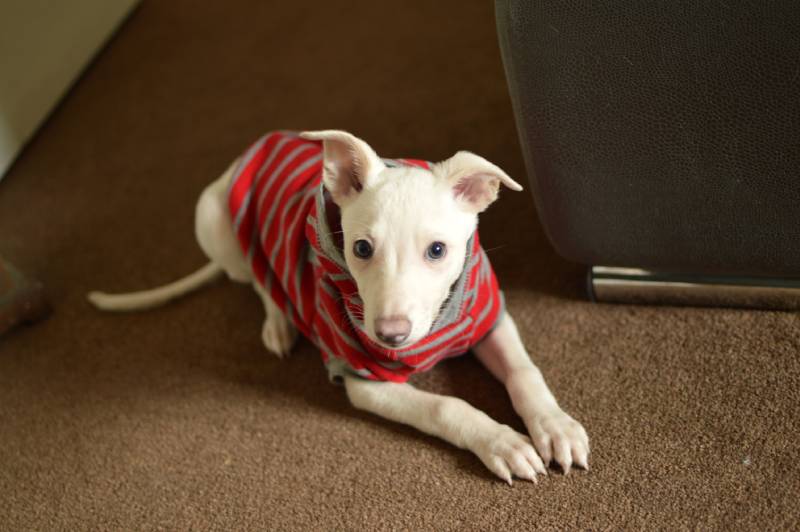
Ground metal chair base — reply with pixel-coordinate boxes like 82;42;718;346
588;267;800;311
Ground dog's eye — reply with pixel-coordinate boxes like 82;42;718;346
353;239;373;259
426;241;446;261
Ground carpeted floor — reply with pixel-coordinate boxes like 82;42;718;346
1;1;799;529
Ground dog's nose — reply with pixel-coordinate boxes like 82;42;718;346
375;317;411;347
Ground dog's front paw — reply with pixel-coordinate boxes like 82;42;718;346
525;408;589;474
472;425;548;485
261;312;297;358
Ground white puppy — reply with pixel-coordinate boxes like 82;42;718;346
89;130;589;484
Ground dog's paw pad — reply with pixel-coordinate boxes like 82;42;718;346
261;312;297;358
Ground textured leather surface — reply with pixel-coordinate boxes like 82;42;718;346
496;1;800;277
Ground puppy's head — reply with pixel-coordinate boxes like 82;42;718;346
301;130;522;349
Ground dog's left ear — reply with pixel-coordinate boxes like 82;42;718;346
300;130;383;206
435;151;523;213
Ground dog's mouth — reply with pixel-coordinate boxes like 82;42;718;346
373;338;413;350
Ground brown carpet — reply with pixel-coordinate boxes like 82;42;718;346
1;1;799;529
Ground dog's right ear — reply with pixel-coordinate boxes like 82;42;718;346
300;130;383;206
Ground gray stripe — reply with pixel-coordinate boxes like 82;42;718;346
409;339;471;370
318;302;405;372
320;340;370;383
265;186;315;322
316;326;335;355
462;287;477;310
397;315;474;359
256;144;319;324
227;135;268;197
466;251;490;313
252;153;319;319
255;147;318;227
373;359;405;370
320;279;339;299
292;246;308;321
479;250;490;280
326;357;371;381
267;193;305;265
269;190;312;263
255;256;300;329
247;137;301;220
246;227;260;263
285;302;297;334
320;280;365;328
273;188;317;269
262;154;322;324
472;283;501;333
431;234;476;331
256;190;313;323
319;306;365;354
309;247;321;267
469;247;482;269
345;307;364;327
403;320;474;368
313;187;350;272
261;262;274;292
319;329;372;382
233;136;295;231
342;295;366;328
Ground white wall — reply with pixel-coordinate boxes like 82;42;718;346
0;0;139;178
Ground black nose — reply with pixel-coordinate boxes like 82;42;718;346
375;317;411;346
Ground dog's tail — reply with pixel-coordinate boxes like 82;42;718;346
87;262;224;312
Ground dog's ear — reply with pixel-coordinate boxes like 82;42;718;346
300;130;383;206
435;151;523;213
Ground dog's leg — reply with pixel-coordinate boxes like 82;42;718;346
474;312;589;474
195;161;253;284
251;281;297;357
197;162;296;356
344;375;547;484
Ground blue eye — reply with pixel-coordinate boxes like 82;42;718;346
353;239;373;259
426;241;446;260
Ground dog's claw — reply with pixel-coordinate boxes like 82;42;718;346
475;425;545;486
525;407;590;475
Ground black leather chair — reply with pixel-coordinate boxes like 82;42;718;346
496;1;800;309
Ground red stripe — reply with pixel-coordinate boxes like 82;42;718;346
228;132;281;218
397;158;431;170
230;133;286;249
251;140;314;246
268;170;320;292
229;131;503;383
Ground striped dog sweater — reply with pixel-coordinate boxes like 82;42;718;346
227;131;504;383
